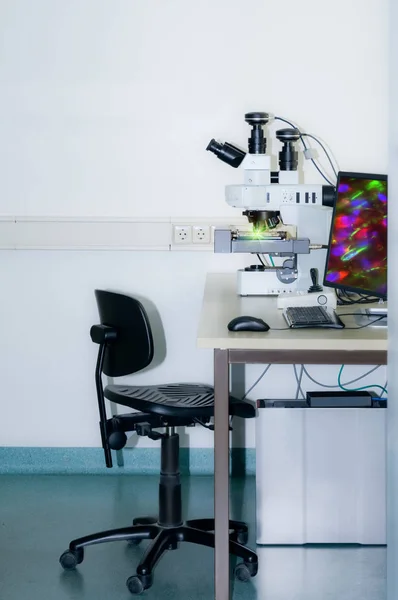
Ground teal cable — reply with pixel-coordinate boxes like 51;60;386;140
268;255;275;267
338;365;387;396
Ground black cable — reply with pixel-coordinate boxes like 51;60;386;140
300;133;338;178
275;116;308;147
338;314;386;329
257;253;268;268
339;311;386;319
271;316;384;331
270;311;386;331
342;290;355;302
336;289;380;306
358;292;381;303
336;295;353;306
308;159;335;186
336;290;353;305
193;417;213;430
274;116;335;186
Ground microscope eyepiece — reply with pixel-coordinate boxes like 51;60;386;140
206;139;246;168
207;112;270;165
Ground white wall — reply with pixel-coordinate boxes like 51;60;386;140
0;0;388;448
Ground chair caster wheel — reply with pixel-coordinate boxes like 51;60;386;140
59;548;84;570
126;574;153;595
235;560;258;582
127;576;144;595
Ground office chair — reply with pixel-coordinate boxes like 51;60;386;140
59;290;258;595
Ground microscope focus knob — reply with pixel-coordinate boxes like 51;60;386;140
308;268;323;293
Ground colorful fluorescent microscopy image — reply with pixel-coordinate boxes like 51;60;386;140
325;175;387;296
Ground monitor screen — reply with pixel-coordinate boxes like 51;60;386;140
323;171;387;298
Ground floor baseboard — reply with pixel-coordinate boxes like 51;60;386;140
0;447;255;476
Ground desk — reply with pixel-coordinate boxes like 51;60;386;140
197;273;387;600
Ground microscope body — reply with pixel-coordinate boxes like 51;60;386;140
207;113;334;296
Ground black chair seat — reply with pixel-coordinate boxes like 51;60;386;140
105;383;254;419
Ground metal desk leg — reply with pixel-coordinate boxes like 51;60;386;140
214;349;230;600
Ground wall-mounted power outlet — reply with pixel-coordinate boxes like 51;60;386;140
173;225;192;244
192;225;211;244
171;219;244;249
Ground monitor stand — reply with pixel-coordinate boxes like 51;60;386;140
354;306;388;328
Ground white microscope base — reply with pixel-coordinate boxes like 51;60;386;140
237;269;301;296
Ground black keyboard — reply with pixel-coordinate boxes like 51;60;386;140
283;306;345;329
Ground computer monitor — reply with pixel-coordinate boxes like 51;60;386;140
323;171;387;300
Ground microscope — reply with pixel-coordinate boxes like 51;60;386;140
207;112;335;296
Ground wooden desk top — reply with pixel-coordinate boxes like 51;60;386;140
197;274;387;355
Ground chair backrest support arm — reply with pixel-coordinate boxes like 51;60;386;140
91;323;118;469
95;342;113;468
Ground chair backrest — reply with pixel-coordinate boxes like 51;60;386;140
94;289;154;377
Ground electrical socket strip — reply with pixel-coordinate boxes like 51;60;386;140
171;217;247;250
0;216;248;250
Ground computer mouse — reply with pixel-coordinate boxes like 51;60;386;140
227;315;270;332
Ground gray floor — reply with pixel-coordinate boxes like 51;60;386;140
0;474;386;599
